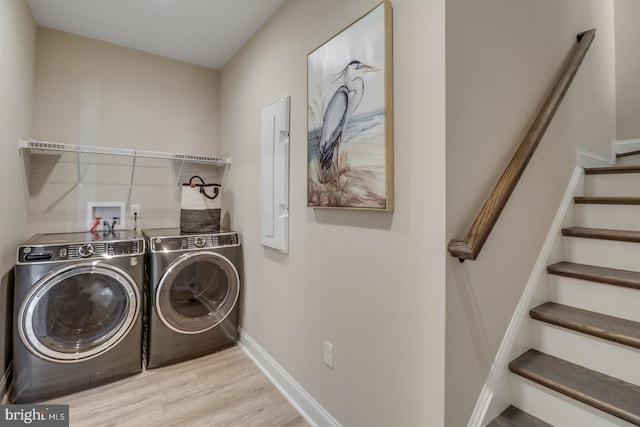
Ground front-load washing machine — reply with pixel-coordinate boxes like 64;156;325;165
143;228;241;369
13;231;144;403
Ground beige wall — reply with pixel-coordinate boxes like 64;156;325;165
446;1;616;425
615;0;640;140
0;0;35;269
29;28;221;233
0;0;36;380
219;0;446;425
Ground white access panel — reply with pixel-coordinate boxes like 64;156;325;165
260;96;290;254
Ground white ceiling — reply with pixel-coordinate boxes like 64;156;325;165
27;0;286;70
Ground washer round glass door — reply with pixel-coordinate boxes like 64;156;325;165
18;262;140;363
156;251;239;334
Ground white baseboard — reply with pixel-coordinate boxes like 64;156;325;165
612;138;640;156
576;149;614;168
239;329;341;427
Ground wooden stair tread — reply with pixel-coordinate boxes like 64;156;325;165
585;165;640;174
574;196;640;205
616;150;640;158
546;262;640;290
509;349;640;425
530;302;640;349
486;405;552;427
562;226;640;242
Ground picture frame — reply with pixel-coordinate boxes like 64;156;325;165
307;1;393;211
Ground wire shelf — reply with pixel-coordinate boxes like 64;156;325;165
18;139;232;165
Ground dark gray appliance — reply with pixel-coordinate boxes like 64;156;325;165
143;228;241;369
13;231;144;403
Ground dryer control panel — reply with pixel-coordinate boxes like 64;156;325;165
150;232;239;253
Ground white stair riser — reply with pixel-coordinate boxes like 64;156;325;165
562;237;640;272
584;173;640;197
509;375;637;427
530;321;640;386
548;275;640;322
573;204;640;231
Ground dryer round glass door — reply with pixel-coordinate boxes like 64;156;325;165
156;251;240;334
18;262;140;363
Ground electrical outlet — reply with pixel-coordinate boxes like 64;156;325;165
130;204;140;218
323;341;334;369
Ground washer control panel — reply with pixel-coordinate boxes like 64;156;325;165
17;239;144;264
150;232;239;252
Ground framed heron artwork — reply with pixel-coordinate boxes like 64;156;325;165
307;0;393;210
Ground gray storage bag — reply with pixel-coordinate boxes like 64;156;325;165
180;175;221;233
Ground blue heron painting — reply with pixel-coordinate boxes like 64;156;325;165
318;60;377;171
307;1;392;210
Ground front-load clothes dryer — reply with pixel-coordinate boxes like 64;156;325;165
13;231;144;403
143;228;241;369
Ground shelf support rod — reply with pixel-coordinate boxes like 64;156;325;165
176;159;185;186
129;153;137;188
127;153;137;209
76;151;82;185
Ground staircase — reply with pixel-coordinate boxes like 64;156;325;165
485;153;640;426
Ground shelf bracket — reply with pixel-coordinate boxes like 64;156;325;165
176;159;186;186
127;153;137;207
129;153;137;188
76;151;82;185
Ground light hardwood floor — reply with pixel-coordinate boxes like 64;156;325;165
42;346;310;427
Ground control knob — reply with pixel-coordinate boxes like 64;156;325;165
194;236;206;248
78;244;95;258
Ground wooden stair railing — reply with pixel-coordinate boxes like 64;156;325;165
448;29;596;261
